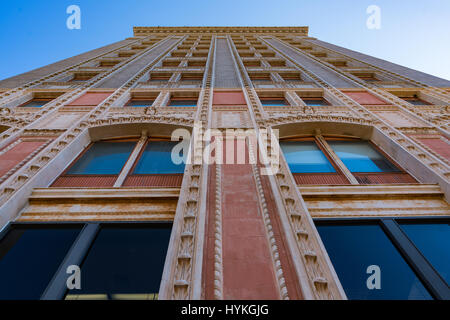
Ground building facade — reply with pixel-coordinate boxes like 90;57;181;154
0;26;449;300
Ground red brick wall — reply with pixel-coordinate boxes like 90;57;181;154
67;92;112;106
416;137;450;161
213;91;247;105
342;91;389;105
0;140;47;177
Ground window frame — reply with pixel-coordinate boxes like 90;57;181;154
281;136;343;174
280;135;415;185
167;97;198;108
314;216;450;300
123;137;185;187
259;97;290;107
61;139;137;177
51;139;138;187
401;97;431;106
0;221;173;300
300;97;330;107
17;98;52;108
124;98;156;108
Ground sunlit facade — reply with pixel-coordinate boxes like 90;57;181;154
0;26;449;300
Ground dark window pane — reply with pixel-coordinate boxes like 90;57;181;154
316;223;432;300
280;141;336;173
399;222;450;284
402;98;431;106
302;99;329;106
168;99;197;107
328;141;400;173
133;141;185;174
0;225;81;300
67;142;135;175
261;99;289;106
126;100;154;107
65;224;172;300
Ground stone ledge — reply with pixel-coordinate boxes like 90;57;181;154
298;183;444;198
28;187;180;200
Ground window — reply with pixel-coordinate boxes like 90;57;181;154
125;99;154;108
65;223;172;300
0;222;172;300
260;98;289;107
162;60;180;67
188;60;206;67
249;73;271;82
180;73;203;81
401;97;431;106
54;138;186;188
133;141;185;174
66;141;135;175
99;60;120;67
149;73;172;82
168;98;197;107
280;141;335;173
18;99;51;108
71;72;98;82
192;52;208;58
260;52;275;58
399;221;450;284
327;141;400;173
316;221;432;300
0;224;82;300
353;73;379;82
315;218;450;300
280;73;302;81
243;60;261;67
280;137;414;185
268;60;286;67
301;98;330;107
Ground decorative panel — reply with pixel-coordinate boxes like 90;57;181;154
67;92;113;106
0;139;49;178
212;91;247;105
342;91;390;105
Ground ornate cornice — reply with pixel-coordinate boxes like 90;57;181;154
134;26;309;36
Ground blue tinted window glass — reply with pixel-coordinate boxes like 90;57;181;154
133;141;185;174
65;224;172;300
399;222;450;284
328;141;399;173
168;100;197;107
316;223;432;300
280;141;335;173
21;100;49;108
0;226;81;300
67;142;135;175
126;100;154;107
261;99;289;106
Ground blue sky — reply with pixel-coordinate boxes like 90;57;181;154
0;0;449;81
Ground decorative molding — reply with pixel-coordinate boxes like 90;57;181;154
213;163;223;300
228;35;346;300
134;26;309;36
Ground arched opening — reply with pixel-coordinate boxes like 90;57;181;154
274;121;417;185
51;122;192;188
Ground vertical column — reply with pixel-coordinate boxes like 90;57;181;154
228;34;347;300
159;34;216;300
